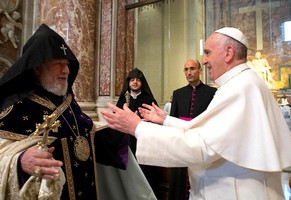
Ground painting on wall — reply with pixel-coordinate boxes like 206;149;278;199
204;0;291;99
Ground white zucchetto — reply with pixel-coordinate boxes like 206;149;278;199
215;27;249;48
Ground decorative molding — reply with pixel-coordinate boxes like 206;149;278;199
125;0;164;10
78;101;98;121
0;0;38;77
21;0;39;46
96;96;118;122
275;65;291;89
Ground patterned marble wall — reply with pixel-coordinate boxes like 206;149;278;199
38;0;98;102
0;0;137;121
115;0;134;96
99;0;112;96
96;0;135;122
98;0;135;97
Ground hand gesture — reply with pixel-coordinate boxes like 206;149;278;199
138;102;166;125
101;103;141;135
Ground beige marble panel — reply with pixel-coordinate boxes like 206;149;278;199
115;0;135;96
99;0;112;96
115;0;127;96
38;0;97;102
124;6;134;92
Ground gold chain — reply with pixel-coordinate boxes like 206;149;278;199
39;94;90;161
61;104;80;138
41;95;80;138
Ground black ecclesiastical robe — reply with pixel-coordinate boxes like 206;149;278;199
0;23;156;200
169;82;217;200
116;68;166;199
0;87;128;200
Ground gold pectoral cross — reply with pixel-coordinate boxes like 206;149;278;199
32;114;60;150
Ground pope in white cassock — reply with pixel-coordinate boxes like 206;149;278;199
101;27;291;200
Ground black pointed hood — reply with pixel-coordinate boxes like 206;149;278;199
0;24;79;110
117;68;155;104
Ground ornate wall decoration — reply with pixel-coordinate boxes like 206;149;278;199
0;0;22;78
0;0;22;49
205;0;291;92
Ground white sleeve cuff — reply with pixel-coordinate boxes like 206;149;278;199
135;121;146;139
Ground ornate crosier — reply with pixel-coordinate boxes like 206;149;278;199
32;114;60;150
125;91;131;106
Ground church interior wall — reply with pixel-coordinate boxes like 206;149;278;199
133;0;205;105
0;0;290;198
1;0;291;118
204;0;291;101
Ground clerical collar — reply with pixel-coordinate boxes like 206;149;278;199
189;81;202;90
214;64;250;87
131;91;141;99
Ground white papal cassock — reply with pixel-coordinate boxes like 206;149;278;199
135;64;291;200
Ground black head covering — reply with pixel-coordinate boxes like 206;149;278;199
118;68;154;99
0;24;79;110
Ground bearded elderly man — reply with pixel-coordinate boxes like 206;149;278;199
0;24;156;200
101;27;291;200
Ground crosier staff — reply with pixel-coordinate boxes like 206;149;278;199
31;114;60;178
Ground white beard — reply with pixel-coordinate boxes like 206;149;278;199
39;69;68;96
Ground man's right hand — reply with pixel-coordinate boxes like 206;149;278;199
20;146;63;180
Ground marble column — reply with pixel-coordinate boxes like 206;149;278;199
115;0;135;96
96;0;135;122
38;0;98;101
36;0;135;123
38;0;99;120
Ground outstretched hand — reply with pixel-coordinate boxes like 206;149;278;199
100;103;141;135
138;102;167;125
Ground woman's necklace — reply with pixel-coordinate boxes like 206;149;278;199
62;104;90;161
